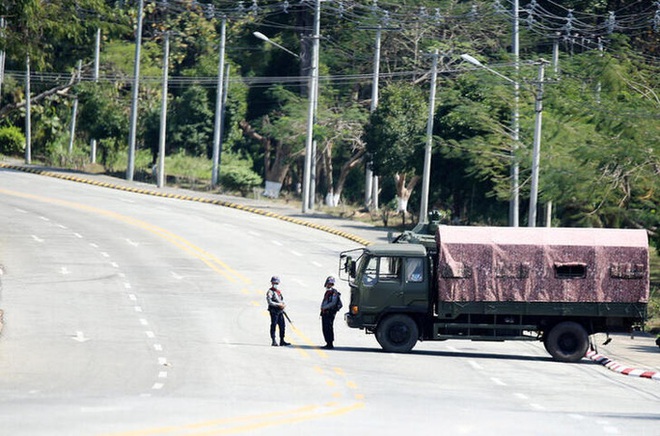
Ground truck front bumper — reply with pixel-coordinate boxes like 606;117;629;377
345;312;375;329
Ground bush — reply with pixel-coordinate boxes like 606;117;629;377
220;162;263;196
0;126;26;156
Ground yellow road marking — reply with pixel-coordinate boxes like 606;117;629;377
0;182;366;433
0;187;250;285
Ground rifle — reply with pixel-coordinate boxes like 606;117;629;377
283;311;293;325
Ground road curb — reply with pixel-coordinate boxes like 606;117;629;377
586;350;660;381
0;162;372;247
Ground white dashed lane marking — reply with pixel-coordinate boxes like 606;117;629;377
24;211;170;396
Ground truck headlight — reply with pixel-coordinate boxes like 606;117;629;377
350;305;359;315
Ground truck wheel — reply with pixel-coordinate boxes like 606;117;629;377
545;321;589;363
375;314;419;353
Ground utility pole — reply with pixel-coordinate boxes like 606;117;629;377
365;25;381;210
157;32;170;189
419;49;439;224
0;18;5;98
302;0;320;213
510;0;520;227
552;33;560;75
217;62;230;175
91;27;101;164
212;16;227;187
528;59;548;227
68;60;83;154
127;0;144;181
25;55;31;164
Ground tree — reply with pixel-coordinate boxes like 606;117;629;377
363;83;428;213
76;83;128;166
318;103;369;207
240;86;307;198
169;86;214;158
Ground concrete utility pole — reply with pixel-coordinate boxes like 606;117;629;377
365;26;382;210
25;56;31;164
127;0;144;181
0;18;5;98
528;59;548;228
218;62;230;172
91;27;101;164
157;32;170;189
510;0;520;227
212;16;227;187
302;0;320;213
68;60;83;154
552;34;560;75
419;49;439;224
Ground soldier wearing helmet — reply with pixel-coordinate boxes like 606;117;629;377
319;275;342;349
266;276;290;347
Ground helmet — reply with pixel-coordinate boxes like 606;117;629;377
324;276;335;286
270;276;280;284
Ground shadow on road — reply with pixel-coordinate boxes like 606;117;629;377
291;344;572;364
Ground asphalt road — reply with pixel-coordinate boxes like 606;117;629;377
0;165;658;435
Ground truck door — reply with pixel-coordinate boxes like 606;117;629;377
403;257;428;309
360;256;404;311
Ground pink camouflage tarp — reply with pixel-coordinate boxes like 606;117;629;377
436;226;649;303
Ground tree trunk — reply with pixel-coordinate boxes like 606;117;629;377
394;173;420;213
239;119;292;197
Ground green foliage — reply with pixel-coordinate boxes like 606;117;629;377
1;0;658;235
76;83;129;166
28;99;69;158
165;152;210;181
0;0;119;70
363;83;428;177
0;126;26;156
169;86;214;158
219;154;263;196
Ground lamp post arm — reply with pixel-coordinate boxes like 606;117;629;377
253;31;299;58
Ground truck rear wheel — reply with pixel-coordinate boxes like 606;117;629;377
545;321;589;362
375;314;418;353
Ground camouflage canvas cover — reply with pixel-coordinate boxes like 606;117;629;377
436;226;649;303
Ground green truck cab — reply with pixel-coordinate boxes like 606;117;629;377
340;219;649;362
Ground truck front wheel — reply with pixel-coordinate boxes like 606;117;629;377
544;321;589;363
375;314;419;353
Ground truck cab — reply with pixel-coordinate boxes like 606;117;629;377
341;243;430;350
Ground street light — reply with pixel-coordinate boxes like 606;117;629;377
252;32;299;59
461;54;547;227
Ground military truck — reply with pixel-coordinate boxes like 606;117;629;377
340;220;649;362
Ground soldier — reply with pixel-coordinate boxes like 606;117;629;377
319;276;342;349
266;276;290;347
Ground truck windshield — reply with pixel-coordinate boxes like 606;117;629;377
362;256;402;285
